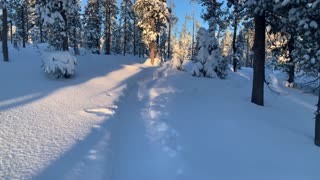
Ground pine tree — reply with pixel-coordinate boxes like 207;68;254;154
235;29;245;69
167;1;177;59
43;0;70;51
134;0;169;65
35;0;47;43
67;0;81;55
192;27;227;79
84;0;102;54
194;0;227;37
120;0;134;56
112;21;122;54
103;0;118;55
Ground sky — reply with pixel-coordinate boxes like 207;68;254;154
80;0;208;35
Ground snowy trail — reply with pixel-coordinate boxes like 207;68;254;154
55;67;185;180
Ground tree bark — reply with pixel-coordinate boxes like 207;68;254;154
167;22;172;59
105;5;111;55
287;36;295;84
2;5;9;62
61;10;68;51
251;13;265;106
22;6;26;48
232;15;238;72
315;89;320;146
123;17;127;56
133;0;136;56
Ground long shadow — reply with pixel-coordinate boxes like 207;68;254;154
0;46;146;112
33;66;157;179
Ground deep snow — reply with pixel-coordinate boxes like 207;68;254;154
0;46;320;179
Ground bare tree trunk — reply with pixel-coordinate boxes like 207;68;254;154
167;22;172;59
105;5;111;55
287;36;295;84
22;6;26;48
133;0;136;56
315;89;320;146
123;17;127;56
2;5;9;62
246;33;249;67
61;10;68;51
251;13;265;106
232;15;238;72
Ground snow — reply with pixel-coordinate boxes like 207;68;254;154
41;50;77;78
1;45;320;179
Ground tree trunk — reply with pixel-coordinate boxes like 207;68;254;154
150;43;155;65
246;33;249;67
61;9;68;51
123;18;127;56
133;0;137;56
287;36;295;84
2;6;9;62
167;22;172;59
22;6;26;48
232;15;238;72
251;13;265;106
105;5;111;55
315;89;320;146
10;21;13;44
40;22;43;43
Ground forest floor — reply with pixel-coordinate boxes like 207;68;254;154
0;45;320;180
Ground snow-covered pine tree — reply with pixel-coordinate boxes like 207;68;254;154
120;0;134;56
192;27;227;79
103;0;118;55
43;0;70;51
275;0;320;146
112;21;122;54
134;0;169;65
194;0;227;37
83;0;102;54
67;0;81;55
158;27;168;61
35;0;47;43
227;0;247;72
167;1;178;59
11;0;28;47
235;29;245;69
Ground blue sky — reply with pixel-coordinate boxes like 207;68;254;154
80;0;208;34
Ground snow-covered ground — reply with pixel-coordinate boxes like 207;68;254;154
0;46;319;179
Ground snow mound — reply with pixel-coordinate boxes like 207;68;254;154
181;60;193;73
42;51;77;78
266;74;288;94
144;58;161;66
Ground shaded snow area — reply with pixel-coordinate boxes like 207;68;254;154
1;47;320;179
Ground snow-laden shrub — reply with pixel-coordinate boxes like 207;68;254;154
42;51;77;78
192;27;227;79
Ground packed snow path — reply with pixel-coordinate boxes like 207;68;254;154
1;47;320;179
